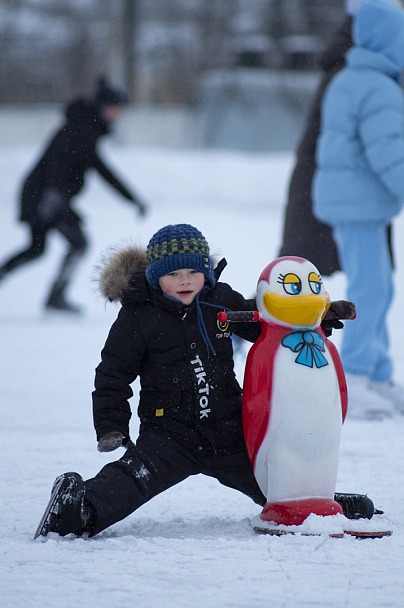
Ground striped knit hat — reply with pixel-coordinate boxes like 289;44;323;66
145;224;215;289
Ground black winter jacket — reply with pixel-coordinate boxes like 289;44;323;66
93;246;261;455
278;17;352;276
20;99;136;223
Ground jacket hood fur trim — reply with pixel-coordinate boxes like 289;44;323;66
96;244;148;302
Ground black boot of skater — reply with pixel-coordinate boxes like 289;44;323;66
34;472;93;538
334;492;382;520
44;247;84;314
45;292;82;314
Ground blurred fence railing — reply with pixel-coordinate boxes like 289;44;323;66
0;70;318;151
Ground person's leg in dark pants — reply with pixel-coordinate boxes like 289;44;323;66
201;447;266;507
45;211;88;312
0;224;47;280
84;432;202;536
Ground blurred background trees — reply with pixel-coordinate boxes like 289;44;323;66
0;0;345;106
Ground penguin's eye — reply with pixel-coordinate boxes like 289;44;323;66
283;273;302;295
309;272;322;294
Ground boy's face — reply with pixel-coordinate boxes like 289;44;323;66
158;268;205;305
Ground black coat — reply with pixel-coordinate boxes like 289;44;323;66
278;17;353;276
20;99;136;223
93;247;260;455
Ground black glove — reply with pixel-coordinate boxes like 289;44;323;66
36;188;67;224
321;300;356;337
97;431;127;453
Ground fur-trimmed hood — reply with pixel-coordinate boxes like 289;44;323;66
96;245;149;302
96;244;227;303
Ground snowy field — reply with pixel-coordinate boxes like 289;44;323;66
1;141;404;608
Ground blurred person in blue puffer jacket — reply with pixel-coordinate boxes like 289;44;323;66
313;0;404;418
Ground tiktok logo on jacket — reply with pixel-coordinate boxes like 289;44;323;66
190;355;211;419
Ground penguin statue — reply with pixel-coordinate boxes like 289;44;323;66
242;256;348;527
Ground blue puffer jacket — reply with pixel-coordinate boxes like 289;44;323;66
313;0;404;225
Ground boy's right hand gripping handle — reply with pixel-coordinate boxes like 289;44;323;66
217;311;260;323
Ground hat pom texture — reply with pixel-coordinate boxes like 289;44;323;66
145;224;215;289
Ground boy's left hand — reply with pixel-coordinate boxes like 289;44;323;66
97;431;126;452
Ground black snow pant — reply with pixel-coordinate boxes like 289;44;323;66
84;430;266;536
0;211;88;301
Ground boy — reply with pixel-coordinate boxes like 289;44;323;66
34;224;377;538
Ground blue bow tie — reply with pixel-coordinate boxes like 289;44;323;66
281;330;328;368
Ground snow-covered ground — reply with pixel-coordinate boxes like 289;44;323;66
1;142;403;608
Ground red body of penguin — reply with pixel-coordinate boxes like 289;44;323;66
243;257;347;525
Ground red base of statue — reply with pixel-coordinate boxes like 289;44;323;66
260;498;343;526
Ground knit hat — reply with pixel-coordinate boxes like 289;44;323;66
95;77;128;107
145;224;215;290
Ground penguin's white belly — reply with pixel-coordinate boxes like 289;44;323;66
254;343;342;502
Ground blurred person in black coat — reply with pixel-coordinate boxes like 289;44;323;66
0;78;147;313
278;16;352;276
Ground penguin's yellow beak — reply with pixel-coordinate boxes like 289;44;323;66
263;291;330;327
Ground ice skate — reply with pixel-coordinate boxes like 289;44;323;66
334;492;381;520
34;472;91;538
44;293;82;315
345;373;394;419
369;380;404;414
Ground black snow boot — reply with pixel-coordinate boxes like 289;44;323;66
44;292;82;314
334;492;382;520
44;247;84;314
34;472;93;538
